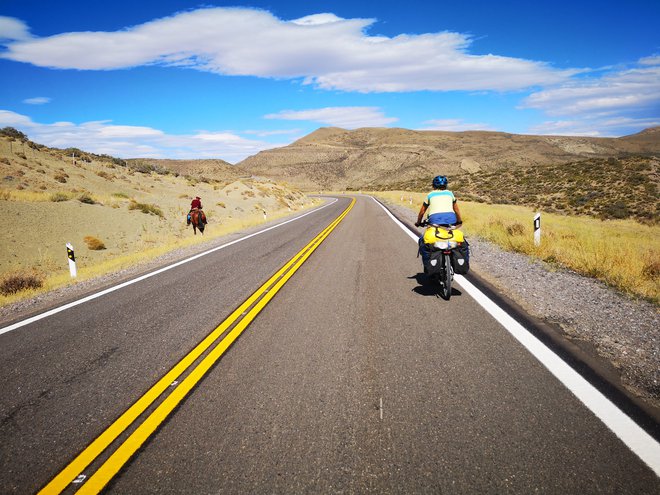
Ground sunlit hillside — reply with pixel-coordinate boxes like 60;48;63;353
238;126;660;190
0;129;315;304
388;155;659;224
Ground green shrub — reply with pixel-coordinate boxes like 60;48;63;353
0;127;28;141
130;160;169;175
601;201;629;219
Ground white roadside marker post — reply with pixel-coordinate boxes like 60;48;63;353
534;213;541;247
66;243;77;278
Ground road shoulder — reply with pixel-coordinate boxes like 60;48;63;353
373;194;660;431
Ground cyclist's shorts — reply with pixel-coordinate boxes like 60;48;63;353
427;212;457;225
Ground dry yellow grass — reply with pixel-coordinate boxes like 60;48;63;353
373;191;660;304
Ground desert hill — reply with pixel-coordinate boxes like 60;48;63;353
389;155;659;224
237;126;660;190
126;158;249;184
0;129;311;298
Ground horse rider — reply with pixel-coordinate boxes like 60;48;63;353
187;196;204;225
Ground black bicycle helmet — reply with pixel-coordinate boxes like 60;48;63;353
432;175;448;188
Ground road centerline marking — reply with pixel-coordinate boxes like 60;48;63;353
0;199;338;337
38;198;354;495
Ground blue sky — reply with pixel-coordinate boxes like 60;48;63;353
1;0;659;162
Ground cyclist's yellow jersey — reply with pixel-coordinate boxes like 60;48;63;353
424;189;457;225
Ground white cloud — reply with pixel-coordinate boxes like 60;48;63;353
291;13;346;26
23;97;52;105
0;109;33;126
420;119;495;132
521;57;660;136
243;129;302;137
0;8;572;92
523;64;660;116
529;117;660;137
523;58;660;117
0;16;32;41
0;110;280;162
639;55;660;66
264;106;398;128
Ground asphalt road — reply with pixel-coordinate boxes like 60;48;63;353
0;196;658;494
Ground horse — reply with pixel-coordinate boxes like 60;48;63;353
189;208;206;235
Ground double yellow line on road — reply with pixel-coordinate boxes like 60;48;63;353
39;198;355;495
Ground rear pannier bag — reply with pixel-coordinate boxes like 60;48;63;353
425;248;445;275
451;241;470;275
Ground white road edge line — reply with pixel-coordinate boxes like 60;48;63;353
371;195;660;477
0;199;338;336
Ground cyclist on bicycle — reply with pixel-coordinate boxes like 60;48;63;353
415;175;463;267
415;175;462;228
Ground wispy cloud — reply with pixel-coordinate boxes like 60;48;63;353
243;128;302;137
265;106;398;128
0;16;32;41
529;117;660;137
0;8;573;92
0;110;281;162
521;57;660;135
23;97;51;105
420;119;495;132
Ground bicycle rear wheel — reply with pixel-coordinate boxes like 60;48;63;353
442;253;452;300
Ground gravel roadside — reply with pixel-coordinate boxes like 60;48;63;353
380;197;659;412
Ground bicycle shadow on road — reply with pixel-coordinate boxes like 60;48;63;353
408;273;463;298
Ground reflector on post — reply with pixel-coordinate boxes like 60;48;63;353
66;242;77;278
534;213;541;246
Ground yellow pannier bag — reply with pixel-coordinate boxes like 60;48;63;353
423;226;465;244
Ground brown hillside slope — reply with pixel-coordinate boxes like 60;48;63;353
126;158;248;183
0;133;311;294
389;155;659;224
238;126;660;190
